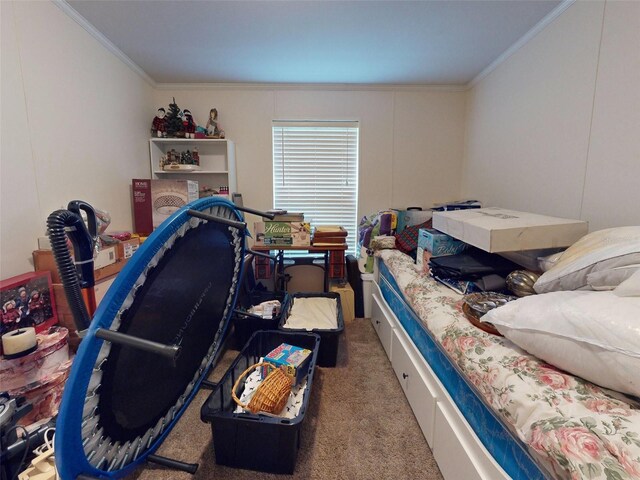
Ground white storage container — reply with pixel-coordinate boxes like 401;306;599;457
432;207;588;253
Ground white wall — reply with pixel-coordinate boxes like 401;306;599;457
153;86;466;223
1;1;154;278
462;0;640;230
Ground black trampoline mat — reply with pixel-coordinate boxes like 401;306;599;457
97;222;236;441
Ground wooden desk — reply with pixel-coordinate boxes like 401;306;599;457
252;244;347;292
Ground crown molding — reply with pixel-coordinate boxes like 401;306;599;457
154;82;467;92
468;0;576;89
53;0;156;87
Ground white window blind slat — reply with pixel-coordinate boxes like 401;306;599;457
273;122;359;256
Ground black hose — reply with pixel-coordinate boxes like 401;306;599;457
46;209;92;331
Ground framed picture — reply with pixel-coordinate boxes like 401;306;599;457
1;271;58;336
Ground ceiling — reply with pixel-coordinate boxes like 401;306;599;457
67;0;562;86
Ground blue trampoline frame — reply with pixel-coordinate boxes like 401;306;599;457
56;197;246;479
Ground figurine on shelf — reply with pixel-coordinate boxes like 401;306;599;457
183;109;197;139
195;125;208;139
166;149;179;165
151;108;166;137
206;108;225;138
192;148;200;166
199;186;219;198
180;150;195;165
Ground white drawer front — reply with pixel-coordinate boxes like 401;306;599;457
391;330;436;447
433;402;484;480
371;293;394;359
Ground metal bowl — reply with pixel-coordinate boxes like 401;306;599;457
506;270;540;297
463;292;517;316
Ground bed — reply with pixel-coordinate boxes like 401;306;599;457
372;249;640;480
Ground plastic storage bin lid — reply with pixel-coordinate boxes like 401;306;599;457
55;197;247;479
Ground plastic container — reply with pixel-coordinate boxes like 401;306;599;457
233;290;287;348
279;292;344;367
201;330;320;474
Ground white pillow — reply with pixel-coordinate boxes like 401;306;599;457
534;227;640;293
483;291;640;397
537;251;564;272
587;264;640;290
615;269;640;297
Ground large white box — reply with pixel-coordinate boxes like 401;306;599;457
432;207;588;253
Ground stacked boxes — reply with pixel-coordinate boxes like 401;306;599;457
417;228;468;274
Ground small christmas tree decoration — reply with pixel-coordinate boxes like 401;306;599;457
165;97;184;138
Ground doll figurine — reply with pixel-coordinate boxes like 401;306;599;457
151;108;166;137
28;290;46;326
183;109;197;139
205;108;225;138
2;300;20;333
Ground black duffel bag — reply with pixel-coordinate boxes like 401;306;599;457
429;248;519;281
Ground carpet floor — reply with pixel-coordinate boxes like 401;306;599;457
132;317;443;480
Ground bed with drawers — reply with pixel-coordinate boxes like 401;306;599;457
371;249;640;480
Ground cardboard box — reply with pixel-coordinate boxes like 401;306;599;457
32;248;120;284
393;209;433;233
432;207;588;253
254;222;311;247
132;179;199;235
263;343;312;386
116;237;140;260
418;228;469;256
93;246;117;270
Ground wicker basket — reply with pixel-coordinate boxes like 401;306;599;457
232;362;292;415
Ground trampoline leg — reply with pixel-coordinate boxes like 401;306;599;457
147;454;199;474
95;328;181;362
187;209;246;230
200;380;218;390
233;308;264;320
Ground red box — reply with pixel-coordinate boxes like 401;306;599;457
255;255;272;280
329;250;345;279
1;271;58;336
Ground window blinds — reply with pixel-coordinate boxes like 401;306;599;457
273;121;359;255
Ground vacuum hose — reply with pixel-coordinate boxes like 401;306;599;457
46;209;94;331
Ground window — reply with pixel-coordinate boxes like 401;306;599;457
272;121;359;255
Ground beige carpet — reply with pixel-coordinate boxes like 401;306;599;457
132;318;443;480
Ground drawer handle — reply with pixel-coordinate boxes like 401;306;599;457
402;373;409;379
376;320;381;325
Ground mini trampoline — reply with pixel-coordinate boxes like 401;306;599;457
55;197;248;479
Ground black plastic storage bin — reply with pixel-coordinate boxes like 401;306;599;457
233;290;288;348
279;292;344;367
201;330;320;474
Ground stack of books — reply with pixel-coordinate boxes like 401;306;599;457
311;226;348;246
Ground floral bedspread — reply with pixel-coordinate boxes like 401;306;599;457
377;250;640;480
